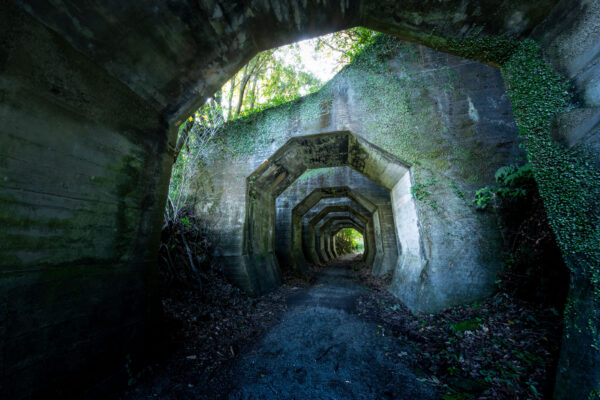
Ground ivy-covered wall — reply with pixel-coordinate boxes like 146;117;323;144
399;13;600;394
191;36;522;312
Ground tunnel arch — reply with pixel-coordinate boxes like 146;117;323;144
290;186;389;275
4;2;599;398
303;201;375;267
318;216;366;263
243;130;421;296
319;217;365;263
307;206;371;266
330;225;366;260
316;213;367;263
7;1;561;127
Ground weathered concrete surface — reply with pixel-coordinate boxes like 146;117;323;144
0;2;170;398
195;41;521;313
2;0;597;397
10;0;557;124
533;0;600;163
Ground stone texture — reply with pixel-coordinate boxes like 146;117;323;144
2;0;598;398
194;44;521;313
0;2;169;397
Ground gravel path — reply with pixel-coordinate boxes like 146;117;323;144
224;264;438;399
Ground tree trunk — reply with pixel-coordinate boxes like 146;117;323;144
249;74;258;110
235;63;251;117
227;75;236;120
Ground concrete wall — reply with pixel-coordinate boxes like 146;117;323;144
192;39;522;313
3;0;598;397
0;2;171;397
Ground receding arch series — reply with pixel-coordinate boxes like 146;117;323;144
2;1;599;398
241;131;422;297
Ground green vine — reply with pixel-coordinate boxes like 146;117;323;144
431;34;600;341
411;177;439;212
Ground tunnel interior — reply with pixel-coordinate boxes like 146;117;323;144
242;131;419;290
333;227;365;258
3;0;599;396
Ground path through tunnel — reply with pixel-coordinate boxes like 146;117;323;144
332;227;365;260
2;0;597;396
237;130;420;295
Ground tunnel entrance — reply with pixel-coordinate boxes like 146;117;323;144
239;130;422;296
333;228;364;258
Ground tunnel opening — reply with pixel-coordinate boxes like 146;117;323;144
333;228;364;258
239;130;419;296
2;1;589;394
143;30;572;399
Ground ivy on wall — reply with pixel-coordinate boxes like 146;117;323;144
425;34;600;342
203;34;600;345
342;32;600;342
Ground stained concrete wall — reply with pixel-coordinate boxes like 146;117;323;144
3;0;598;398
192;39;522;313
0;2;171;397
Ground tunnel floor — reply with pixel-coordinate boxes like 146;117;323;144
224;261;437;399
117;255;562;400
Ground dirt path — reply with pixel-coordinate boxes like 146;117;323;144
223;262;437;399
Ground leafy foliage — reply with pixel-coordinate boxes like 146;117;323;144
218;27;376;121
334;228;364;255
315;27;378;64
473;163;534;210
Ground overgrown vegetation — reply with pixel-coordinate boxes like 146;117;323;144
434;35;600;342
334;227;364;255
218;27;376;122
168;28;377;215
474;162;570;309
357;267;563;399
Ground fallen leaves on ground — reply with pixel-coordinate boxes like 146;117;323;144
355;267;562;400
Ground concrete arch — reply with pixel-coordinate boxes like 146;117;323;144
291;186;388;274
244;131;418;293
320;217;366;263
322;219;366;263
315;212;368;264
309;208;370;265
329;225;366;260
304;204;372;265
301;198;370;261
319;217;365;263
7;1;556;125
